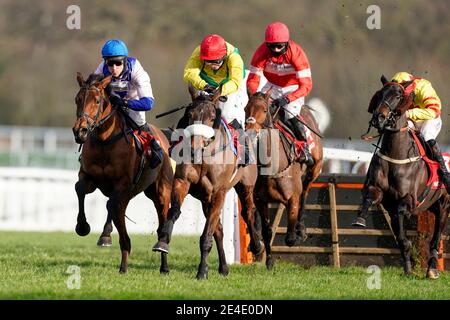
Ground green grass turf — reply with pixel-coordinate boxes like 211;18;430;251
0;231;449;299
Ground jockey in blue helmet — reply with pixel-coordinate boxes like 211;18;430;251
94;39;162;168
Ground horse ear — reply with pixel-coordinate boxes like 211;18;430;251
211;85;223;103
380;75;388;85
264;87;273;101
402;80;414;89
98;75;112;90
77;72;84;87
247;88;253;99
212;108;222;129
188;83;198;101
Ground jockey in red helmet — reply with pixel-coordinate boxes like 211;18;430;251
247;22;314;166
181;34;251;166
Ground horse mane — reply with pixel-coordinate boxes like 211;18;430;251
85;73;111;95
86;74;104;86
396;93;414;115
252;92;266;99
191;94;222;129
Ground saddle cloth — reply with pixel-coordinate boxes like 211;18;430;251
221;118;239;157
410;130;449;190
132;129;156;156
274;115;315;160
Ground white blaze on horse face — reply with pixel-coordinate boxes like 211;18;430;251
184;124;215;139
246;117;256;125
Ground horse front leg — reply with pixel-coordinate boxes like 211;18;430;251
152;178;190;254
352;185;383;227
396;202;413;275
285;197;300;247
197;190;226;280
107;194;131;273
146;176;171;274
297;161;322;241
97;211;113;247
235;183;264;257
213;221;229;276
255;200;273;269
75;173;96;237
201;201;229;276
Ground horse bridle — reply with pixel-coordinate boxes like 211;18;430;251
245;97;274;131
370;82;409;133
78;85;116;133
187;100;222;148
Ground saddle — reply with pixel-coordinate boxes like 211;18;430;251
409;130;449;202
274;116;314;164
117;107;157;156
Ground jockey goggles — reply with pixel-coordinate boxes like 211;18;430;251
266;42;288;50
204;56;226;66
106;58;125;67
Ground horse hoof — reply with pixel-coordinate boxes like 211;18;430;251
97;236;112;247
152;241;169;254
75;222;91;236
285;233;297;247
196;272;208;280
160;268;170;275
266;258;274;270
250;241;265;256
119;266;127;274
426;268;440;280
351;217;366;228
219;267;229;277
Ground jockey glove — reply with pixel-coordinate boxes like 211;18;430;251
109;95;128;109
203;84;217;95
272;96;290;108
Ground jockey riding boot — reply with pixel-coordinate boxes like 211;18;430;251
428;139;450;194
287;117;314;166
140;123;163;169
228;119;252;167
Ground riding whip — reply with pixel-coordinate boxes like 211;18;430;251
155;105;190;119
279;105;324;139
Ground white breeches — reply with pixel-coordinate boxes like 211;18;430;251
126;109;147;127
218;77;248;126
408;116;442;141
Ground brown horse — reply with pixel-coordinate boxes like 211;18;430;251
352;76;450;278
245;92;323;269
72;73;173;273
152;87;263;279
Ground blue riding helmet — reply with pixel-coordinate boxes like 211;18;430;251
101;39;129;58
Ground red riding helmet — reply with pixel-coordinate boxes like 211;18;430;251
265;22;290;43
200;34;227;61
